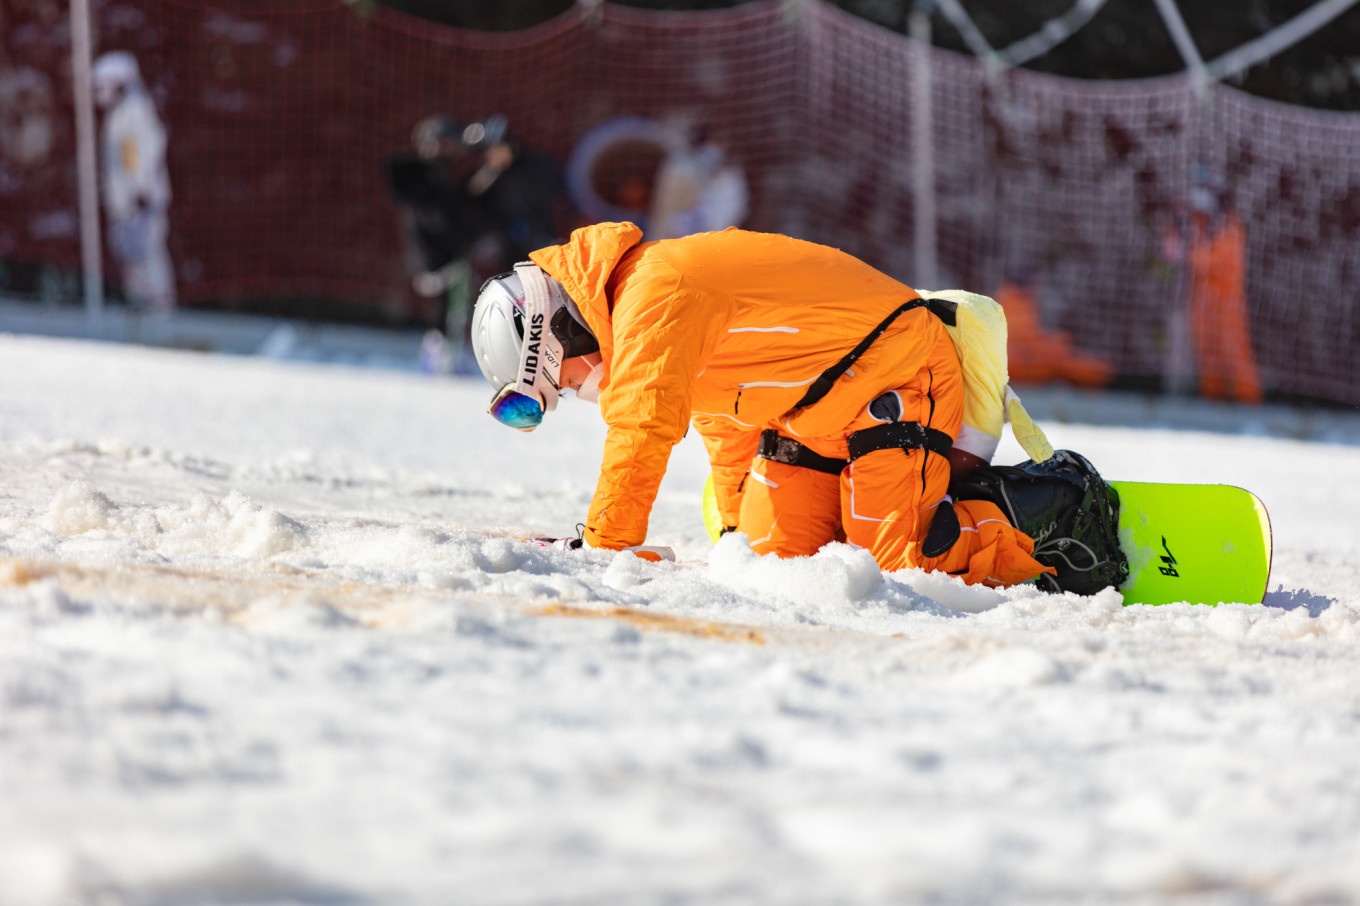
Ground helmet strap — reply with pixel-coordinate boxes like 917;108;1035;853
513;263;565;411
576;360;605;404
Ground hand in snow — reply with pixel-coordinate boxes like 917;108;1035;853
525;537;584;551
523;537;675;562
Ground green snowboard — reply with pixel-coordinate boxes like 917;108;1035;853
1112;481;1272;606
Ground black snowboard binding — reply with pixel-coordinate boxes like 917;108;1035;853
954;450;1130;595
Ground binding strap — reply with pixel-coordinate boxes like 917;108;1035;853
757;430;848;475
846;421;953;462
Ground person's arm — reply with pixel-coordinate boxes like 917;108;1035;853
584;281;730;550
692;414;761;531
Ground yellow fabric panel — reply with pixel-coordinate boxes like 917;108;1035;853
1006;389;1055;463
917;290;1008;455
918;289;1053;464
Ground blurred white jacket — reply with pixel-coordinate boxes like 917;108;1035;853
648;144;748;241
93;52;175;311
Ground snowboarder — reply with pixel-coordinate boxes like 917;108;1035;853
470;223;1125;593
91;51;175;314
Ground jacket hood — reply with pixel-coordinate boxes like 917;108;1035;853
529;221;644;346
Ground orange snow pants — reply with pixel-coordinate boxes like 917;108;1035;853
737;330;1053;587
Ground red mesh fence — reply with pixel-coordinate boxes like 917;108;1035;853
1;0;1358;404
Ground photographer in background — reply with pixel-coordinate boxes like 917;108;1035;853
388;114;564;373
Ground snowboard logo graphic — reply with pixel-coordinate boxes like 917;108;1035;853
1157;536;1179;578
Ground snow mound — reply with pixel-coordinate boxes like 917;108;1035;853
42;482;303;560
705;534;954;617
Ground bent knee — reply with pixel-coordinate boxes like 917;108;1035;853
739;458;841;557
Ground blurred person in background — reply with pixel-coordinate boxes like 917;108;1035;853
995;262;1113;389
92;51;175;315
0;66;55;173
389;114;563;372
0;66;58;299
647;119;748;241
1161;164;1263;405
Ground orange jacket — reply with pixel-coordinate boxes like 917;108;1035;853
531;222;934;551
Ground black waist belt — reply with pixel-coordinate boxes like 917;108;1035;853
757;430;848;475
847;421;954;461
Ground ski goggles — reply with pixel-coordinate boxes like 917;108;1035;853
488;383;544;431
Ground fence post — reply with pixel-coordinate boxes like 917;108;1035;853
909;1;937;290
1151;0;1210;395
70;0;104;326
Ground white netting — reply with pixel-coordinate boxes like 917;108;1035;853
1;0;1358;403
799;3;1360;402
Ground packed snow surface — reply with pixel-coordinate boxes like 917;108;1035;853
1;332;1358;905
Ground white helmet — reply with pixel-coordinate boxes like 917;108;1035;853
471;263;597;428
91;51;142;109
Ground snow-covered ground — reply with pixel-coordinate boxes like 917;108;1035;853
1;331;1358;905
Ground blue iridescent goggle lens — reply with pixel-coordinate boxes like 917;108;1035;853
488;384;543;430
